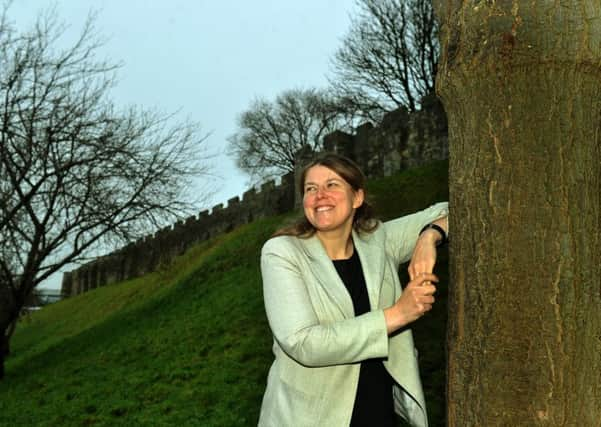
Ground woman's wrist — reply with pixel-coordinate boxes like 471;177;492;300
418;228;441;245
384;306;407;335
419;223;448;247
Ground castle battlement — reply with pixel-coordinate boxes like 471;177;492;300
61;99;447;298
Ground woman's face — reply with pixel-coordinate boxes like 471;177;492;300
302;165;364;235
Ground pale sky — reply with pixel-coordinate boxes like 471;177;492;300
7;0;359;290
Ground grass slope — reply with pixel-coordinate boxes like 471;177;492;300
1;160;449;427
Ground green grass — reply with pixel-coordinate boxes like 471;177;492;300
1;160;449;427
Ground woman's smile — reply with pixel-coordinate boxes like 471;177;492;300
315;205;334;212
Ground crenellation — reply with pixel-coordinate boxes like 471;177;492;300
324;129;354;158
80;266;89;293
102;255;121;288
89;264;98;290
260;180;276;193
227;196;240;208
61;101;447;297
242;188;256;202
61;272;73;297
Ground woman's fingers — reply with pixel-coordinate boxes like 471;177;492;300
416;295;435;316
409;279;436;315
393;273;440;325
408;263;434;280
410;273;438;287
421;294;435;304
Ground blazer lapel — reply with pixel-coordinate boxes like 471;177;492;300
352;229;385;310
297;235;355;318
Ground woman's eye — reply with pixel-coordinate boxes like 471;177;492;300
305;186;316;193
327;181;339;188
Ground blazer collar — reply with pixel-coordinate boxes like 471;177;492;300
297;229;385;316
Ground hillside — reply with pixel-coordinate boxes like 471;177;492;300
0;160;449;427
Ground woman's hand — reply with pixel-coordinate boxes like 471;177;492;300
384;273;438;334
408;216;448;280
408;229;439;280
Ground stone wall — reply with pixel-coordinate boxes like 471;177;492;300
323;93;448;178
61;98;447;297
61;173;295;297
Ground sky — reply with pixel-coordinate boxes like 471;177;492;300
7;0;360;290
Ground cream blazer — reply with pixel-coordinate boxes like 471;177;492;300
258;202;449;427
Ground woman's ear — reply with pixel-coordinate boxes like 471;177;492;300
352;189;365;209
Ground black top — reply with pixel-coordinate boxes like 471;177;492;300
332;249;396;427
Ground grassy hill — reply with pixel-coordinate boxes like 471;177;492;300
0;160;449;427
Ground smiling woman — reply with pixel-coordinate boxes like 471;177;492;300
259;153;449;427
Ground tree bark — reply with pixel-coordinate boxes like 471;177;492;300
434;1;601;425
0;334;7;380
0;283;18;380
0;321;12;380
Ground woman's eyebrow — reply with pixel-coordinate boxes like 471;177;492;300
305;177;342;186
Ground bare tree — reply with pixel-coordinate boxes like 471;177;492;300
0;8;213;378
227;88;349;183
330;0;439;121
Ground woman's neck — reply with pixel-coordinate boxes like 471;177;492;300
316;229;354;260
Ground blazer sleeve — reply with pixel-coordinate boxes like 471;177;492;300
383;201;449;266
261;238;389;367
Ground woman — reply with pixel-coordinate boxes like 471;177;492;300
258;153;448;427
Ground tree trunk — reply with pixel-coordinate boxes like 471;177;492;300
0;285;18;381
434;1;601;425
5;320;15;354
0;334;7;380
0;317;18;380
0;322;13;380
